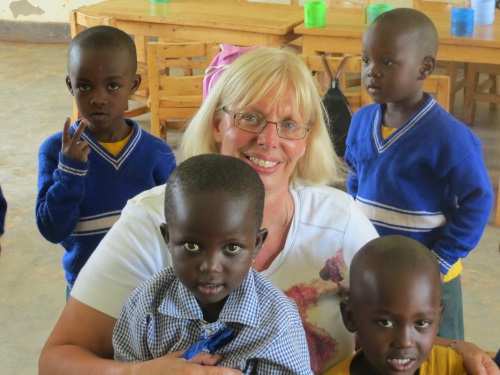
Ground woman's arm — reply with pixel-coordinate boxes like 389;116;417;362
39;298;242;375
434;337;500;375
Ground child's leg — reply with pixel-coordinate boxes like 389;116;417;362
438;276;464;340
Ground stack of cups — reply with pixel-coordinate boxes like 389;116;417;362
471;0;496;25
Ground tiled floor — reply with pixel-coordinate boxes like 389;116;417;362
0;41;498;374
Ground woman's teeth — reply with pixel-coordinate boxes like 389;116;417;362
249;156;278;168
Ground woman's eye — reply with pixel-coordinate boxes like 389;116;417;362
377;319;393;328
240;112;260;125
225;244;242;255
183;242;200;253
281;121;299;132
415;320;431;329
383;59;394;67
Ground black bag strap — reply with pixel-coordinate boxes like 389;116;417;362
320;53;353;89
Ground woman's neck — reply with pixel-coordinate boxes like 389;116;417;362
254;185;294;272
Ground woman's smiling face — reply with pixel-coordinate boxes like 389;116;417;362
213;87;308;193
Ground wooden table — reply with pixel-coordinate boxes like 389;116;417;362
71;0;303;48
296;8;500;64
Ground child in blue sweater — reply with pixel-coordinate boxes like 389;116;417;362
36;26;176;294
345;9;493;340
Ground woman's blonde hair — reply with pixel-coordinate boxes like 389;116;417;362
181;47;342;186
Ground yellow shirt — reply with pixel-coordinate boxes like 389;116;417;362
98;131;132;157
323;345;467;375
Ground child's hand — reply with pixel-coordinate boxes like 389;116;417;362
130;351;242;375
62;118;90;163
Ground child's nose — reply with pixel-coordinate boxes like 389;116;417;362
392;326;413;348
90;87;108;106
199;251;223;273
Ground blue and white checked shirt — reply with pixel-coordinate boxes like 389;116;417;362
113;267;313;374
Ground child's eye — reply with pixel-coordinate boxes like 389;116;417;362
377;319;393;328
415;320;431;329
224;244;243;255
383;59;394;67
77;84;92;92
183;242;200;253
108;82;121;91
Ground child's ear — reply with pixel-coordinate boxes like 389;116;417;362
340;295;357;333
130;74;141;93
253;228;268;257
418;56;436;80
66;76;74;96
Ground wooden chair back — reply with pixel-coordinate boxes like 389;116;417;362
147;41;220;139
304;54;450;112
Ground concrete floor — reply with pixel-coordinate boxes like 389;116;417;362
0;41;499;375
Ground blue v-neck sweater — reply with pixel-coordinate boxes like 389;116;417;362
36;120;176;284
345;95;493;275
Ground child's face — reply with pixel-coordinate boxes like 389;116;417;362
348;270;441;375
362;26;425;105
66;47;139;136
162;190;266;319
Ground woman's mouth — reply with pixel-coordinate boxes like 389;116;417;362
248;156;278;169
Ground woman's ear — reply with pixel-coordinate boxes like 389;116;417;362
66;76;74;96
213;113;224;143
419;56;436;80
340;296;358;333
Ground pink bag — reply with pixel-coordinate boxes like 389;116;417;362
203;44;256;99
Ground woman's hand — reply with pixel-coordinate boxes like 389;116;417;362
61;118;90;162
450;340;500;375
130;351;242;375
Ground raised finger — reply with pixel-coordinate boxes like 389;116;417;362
73;120;88;142
62;118;71;144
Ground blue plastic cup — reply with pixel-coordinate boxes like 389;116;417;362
471;0;495;25
451;7;474;37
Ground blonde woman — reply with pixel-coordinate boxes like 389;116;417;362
39;47;496;375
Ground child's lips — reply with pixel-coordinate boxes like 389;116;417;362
197;283;224;296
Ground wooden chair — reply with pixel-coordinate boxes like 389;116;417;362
463;63;500;125
304;54;450;112
147;41;220;140
69;10;150;120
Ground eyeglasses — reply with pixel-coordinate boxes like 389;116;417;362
221;107;310;140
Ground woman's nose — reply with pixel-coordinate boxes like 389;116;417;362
257;121;280;148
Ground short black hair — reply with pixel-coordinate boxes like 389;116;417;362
372;8;438;58
68;25;137;73
165;154;265;228
350;235;441;299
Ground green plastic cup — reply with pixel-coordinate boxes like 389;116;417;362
366;3;394;24
304;0;327;29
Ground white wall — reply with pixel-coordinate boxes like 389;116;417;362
0;0;101;23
